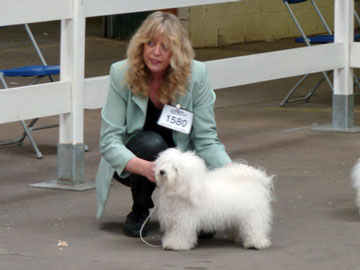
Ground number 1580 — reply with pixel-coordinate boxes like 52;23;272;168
166;115;188;127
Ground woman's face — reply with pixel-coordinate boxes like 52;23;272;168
143;33;172;77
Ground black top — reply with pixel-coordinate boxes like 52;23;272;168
143;99;176;148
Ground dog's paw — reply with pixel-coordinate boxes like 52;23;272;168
162;242;193;251
243;238;271;250
162;237;195;251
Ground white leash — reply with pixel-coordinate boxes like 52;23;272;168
140;205;161;248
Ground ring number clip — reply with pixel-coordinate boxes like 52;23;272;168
157;104;193;134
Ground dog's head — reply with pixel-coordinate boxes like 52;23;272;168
154;148;206;199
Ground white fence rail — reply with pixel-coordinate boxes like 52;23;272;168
351;42;360;68
0;0;72;26
0;41;349;121
0;82;71;124
83;43;346;110
85;0;238;17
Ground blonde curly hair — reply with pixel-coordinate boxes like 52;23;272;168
126;11;195;104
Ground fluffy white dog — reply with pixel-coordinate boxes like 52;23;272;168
154;148;274;251
351;158;360;215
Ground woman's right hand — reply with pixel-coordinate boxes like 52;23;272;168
125;157;156;183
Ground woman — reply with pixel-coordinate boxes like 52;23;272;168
95;11;232;237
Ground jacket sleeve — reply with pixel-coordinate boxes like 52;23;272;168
190;62;232;168
99;63;135;178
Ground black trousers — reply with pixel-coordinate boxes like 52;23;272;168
113;131;169;213
114;172;156;212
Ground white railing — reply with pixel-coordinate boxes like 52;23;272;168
83;43;346;109
0;0;357;176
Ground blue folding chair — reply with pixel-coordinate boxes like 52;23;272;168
0;24;60;159
280;0;360;106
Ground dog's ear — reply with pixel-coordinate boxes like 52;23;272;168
166;164;179;187
156;149;204;202
170;158;203;199
156;161;179;190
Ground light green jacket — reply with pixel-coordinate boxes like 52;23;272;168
96;59;231;219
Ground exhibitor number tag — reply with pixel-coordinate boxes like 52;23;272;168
157;104;193;134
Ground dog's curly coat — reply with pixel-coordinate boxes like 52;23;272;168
154;148;274;251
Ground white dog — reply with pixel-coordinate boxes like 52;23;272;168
154;148;274;251
351;158;360;215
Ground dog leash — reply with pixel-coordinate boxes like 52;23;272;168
140;205;161;248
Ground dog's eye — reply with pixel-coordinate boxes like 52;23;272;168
174;167;178;173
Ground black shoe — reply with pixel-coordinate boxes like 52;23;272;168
123;210;150;238
198;230;216;239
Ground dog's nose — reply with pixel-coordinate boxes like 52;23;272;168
160;170;165;175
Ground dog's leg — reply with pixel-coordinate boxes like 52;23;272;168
226;226;241;243
162;222;198;251
239;214;271;250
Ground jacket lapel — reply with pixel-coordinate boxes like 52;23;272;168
173;90;192;110
131;94;148;115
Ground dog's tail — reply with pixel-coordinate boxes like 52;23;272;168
252;165;274;190
263;172;275;195
229;162;275;195
351;158;360;215
254;166;275;200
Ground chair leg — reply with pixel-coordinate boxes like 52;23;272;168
0;137;23;147
282;0;335;106
311;0;333;35
280;74;310;106
0;119;39;147
17;118;58;143
353;74;360;89
20;120;43;159
321;71;333;90
303;74;327;102
17;118;40;144
280;71;333;106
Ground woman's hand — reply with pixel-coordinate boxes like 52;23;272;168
125;157;156;183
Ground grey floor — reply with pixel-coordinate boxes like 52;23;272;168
1;19;360;270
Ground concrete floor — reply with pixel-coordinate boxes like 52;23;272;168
1;19;360;270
